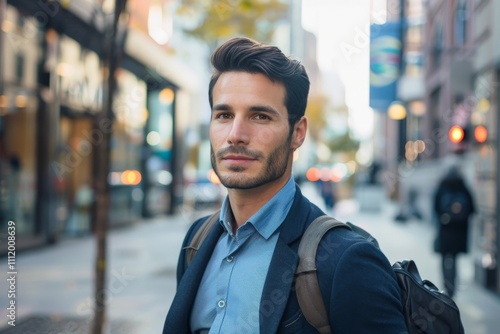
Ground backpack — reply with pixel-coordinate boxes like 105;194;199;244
437;187;472;223
185;213;465;334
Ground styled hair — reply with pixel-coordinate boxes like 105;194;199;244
208;37;310;129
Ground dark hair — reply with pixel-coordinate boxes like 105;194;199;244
208;37;310;129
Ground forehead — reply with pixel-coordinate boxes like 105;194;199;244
213;71;286;105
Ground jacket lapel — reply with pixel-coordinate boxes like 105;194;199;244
259;186;314;333
163;222;223;333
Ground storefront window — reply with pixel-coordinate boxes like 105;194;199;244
109;69;147;223
49;35;103;235
0;6;40;236
112;69;147;171
57;36;102;113
143;87;175;216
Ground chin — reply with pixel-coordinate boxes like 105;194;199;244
219;176;252;189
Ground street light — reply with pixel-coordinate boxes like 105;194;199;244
388;101;408;165
388;101;407;120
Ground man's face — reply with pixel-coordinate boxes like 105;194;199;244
209;71;302;190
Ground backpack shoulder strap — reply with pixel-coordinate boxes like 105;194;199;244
296;215;350;334
184;210;221;266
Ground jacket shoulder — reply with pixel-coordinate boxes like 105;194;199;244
314;226;407;332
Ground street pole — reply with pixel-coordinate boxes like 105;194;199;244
92;0;127;333
0;0;6;229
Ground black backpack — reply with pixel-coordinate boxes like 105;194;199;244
437;187;472;223
185;213;465;334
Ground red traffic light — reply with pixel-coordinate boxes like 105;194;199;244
449;125;465;144
474;125;488;143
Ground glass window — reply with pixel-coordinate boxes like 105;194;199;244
58;36;102;113
108;69;147;223
454;0;468;47
112;69;147;171
432;24;443;69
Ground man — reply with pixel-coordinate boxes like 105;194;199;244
163;37;407;333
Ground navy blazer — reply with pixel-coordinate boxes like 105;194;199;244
163;185;408;333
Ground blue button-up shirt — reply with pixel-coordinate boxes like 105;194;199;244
190;177;296;333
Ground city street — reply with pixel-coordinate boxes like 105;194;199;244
1;182;500;333
2;1;500;334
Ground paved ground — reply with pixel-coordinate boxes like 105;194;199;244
0;182;499;333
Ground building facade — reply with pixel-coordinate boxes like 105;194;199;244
390;0;500;294
0;0;200;252
467;0;500;294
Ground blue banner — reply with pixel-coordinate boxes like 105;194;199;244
369;22;402;112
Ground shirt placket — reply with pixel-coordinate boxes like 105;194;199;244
211;226;252;333
210;235;248;333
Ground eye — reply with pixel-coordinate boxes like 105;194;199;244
213;112;232;120
253;113;271;121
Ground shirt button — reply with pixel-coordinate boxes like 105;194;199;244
226;256;234;262
217;299;226;308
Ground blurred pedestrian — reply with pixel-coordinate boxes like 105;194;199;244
394;188;423;223
319;179;336;210
163;37;406;333
368;161;381;185
7;155;22;222
67;180;93;236
433;166;475;298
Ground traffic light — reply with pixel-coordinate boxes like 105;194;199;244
448;125;465;144
473;125;488;143
448;124;488;153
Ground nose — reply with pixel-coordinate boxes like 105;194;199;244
227;116;250;145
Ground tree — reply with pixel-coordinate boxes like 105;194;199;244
327;132;360;153
177;0;289;45
305;95;328;142
92;1;128;333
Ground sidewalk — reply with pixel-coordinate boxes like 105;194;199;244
1;183;500;334
0;213;189;334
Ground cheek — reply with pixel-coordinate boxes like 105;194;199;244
258;127;288;145
209;126;225;144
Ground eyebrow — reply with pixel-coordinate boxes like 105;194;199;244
249;105;280;116
212;103;280;116
212;103;231;111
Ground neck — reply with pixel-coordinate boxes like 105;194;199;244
227;175;291;231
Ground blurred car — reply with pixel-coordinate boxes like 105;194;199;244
183;170;225;214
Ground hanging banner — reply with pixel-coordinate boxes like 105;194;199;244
369;21;401;112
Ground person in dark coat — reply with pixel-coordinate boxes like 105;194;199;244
433;166;475;298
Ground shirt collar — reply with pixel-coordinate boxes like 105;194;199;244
219;177;296;239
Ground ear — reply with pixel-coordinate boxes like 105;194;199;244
291;116;307;150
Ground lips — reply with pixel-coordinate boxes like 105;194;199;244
219;153;258;169
222;155;256;168
222;154;255;161
216;148;262;168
